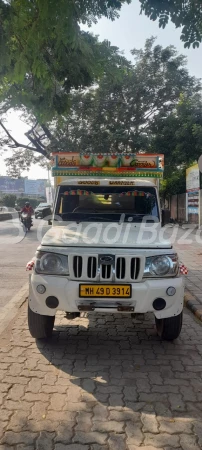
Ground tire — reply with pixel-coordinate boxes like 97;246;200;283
28;305;55;339
155;312;183;341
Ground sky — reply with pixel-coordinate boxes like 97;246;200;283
0;111;48;180
0;1;201;180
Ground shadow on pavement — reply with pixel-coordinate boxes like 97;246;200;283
0;310;202;449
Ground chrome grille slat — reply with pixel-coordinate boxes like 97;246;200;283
116;257;126;279
73;256;82;278
131;257;136;280
77;257;79;277
131;257;140;280
87;257;97;279
101;263;111;279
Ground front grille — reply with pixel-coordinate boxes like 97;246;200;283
101;264;111;279
73;256;82;278
116;257;126;279
131;257;140;280
71;255;141;281
87;257;97;279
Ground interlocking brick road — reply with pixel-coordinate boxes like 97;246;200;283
0;304;202;450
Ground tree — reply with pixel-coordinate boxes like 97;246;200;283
150;93;202;197
160;168;186;199
0;2;132;176
0;0;131;120
53;38;200;154
1;39;201;179
0;49;131;177
139;0;202;48
2;194;17;208
151;93;202;167
0;40;131;176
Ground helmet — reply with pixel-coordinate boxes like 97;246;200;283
25;202;30;207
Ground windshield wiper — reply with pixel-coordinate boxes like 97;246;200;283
118;214;158;223
82;216;113;222
118;214;144;223
58;213;113;223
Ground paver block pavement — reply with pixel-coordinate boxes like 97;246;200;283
0;304;202;450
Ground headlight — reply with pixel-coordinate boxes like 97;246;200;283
35;252;69;275
144;254;179;278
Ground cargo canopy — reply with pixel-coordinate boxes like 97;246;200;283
51;152;164;179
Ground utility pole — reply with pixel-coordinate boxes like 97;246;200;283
47;164;52;205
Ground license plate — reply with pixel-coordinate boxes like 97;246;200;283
79;284;131;298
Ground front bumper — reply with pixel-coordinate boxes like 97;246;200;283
29;275;184;319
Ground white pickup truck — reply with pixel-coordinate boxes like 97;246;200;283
28;153;184;341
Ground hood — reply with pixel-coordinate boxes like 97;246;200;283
41;222;172;249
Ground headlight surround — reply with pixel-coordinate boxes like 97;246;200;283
144;254;179;278
35;252;69;276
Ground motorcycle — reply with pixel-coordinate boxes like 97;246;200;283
21;213;33;232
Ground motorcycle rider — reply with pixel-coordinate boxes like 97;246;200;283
20;202;34;226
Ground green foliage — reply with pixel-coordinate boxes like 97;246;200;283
2;194;17;208
160;168;186;198
1;36;202;199
151;93;202;168
139;0;202;48
151;93;202;197
0;0;131;120
55;38;199;154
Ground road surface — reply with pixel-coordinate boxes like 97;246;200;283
0;303;202;449
0;218;49;310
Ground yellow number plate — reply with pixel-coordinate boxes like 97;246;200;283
79;284;131;298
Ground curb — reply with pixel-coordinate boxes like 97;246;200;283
0;283;28;336
184;291;202;322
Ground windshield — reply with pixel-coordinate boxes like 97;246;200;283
55;185;159;222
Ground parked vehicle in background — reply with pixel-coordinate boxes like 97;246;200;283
35;203;52;219
0;206;7;213
0;206;15;212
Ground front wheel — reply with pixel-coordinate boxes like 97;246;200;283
28;305;55;339
155;312;183;341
